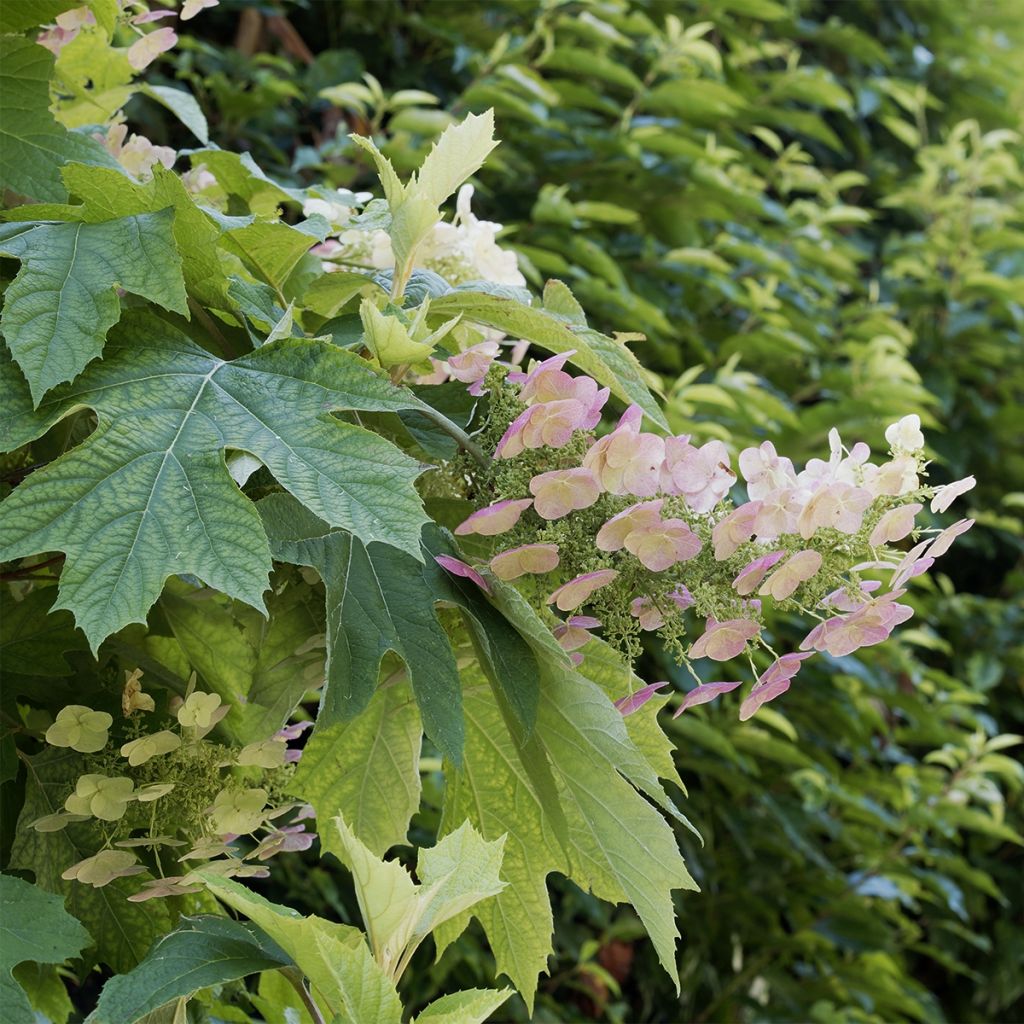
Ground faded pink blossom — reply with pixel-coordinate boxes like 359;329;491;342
739;441;797;500
630;597;664;631
669;585;696;610
127;27;177;70
798;482;873;538
495;397;603;457
689;617;761;661
446;341;500;387
662;437;736;512
615;682;670;716
595;500;664;551
435;555;491;593
733;550;786;596
889;540;933;589
582;405;665;496
529;467;601;520
753;488;801;538
510;350;573;390
821;580;881;612
738;653;813;720
931;475;976;513
711;501;762;560
127;876;203;902
553;615;601;651
253;825;315;861
673;680;742;717
800;593;913;657
490;543;560;581
547;570;618;611
869;503;922;546
758;549;823;601
623;518;702;571
926;518;974;558
455;498;532;536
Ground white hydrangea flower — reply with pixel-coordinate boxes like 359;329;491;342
885;414;925;453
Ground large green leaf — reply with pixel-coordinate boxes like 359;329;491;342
0;37;120;203
260;496;538;763
437;627;698;1008
88;916;292;1024
0;210;188;403
290;681;422;856
157;578;323;744
427;285;668;429
200;874;402;1024
0;311;429;650
0;873;91;1024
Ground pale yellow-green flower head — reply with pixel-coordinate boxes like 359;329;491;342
209;787;268;836
62;850;144;887
121;729;181;766
45;705;112;753
64;774;135;821
177;691;222;729
236;738;287;769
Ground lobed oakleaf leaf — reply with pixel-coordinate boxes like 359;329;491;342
260;496;539;764
0;209;188;403
0;311;430;651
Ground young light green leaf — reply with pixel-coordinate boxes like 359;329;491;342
0;37;121;202
88;916;292;1024
413;988;514;1024
350;134;405;206
0;873;92;1024
415;110;497;208
222;217;329;291
290;681;421;857
200;873;402;1024
360;299;435;367
331;816;506;980
427;287;668;429
0;312;430;651
0;210;188;403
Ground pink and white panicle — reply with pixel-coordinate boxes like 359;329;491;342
437;358;976;723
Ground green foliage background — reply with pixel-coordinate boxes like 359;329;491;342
155;1;1024;1020
1;0;1021;1021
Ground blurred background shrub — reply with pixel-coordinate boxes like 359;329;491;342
151;1;1023;1019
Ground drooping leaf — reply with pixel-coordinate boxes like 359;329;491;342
0;210;188;402
0;37;120;203
437;609;698;1007
0;873;92;1024
158;578;323;744
138;84;210;145
427;287;668;429
260;496;538;763
200;874;402;1024
290;681;421;857
0;311;429;650
88;916;292;1024
413;988;514;1024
